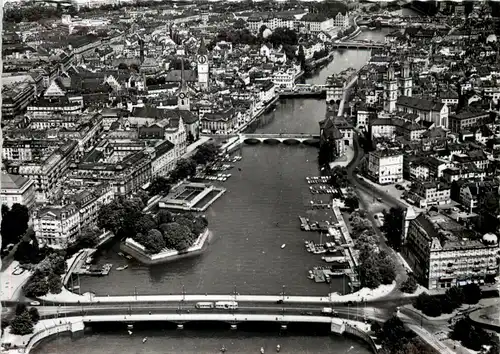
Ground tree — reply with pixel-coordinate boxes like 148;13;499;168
269;27;297;46
149;177;171;196
136;190;150;206
157;210;174;225
162;222;193;251
1;203;29;246
462;283;481;304
97;198;143;238
381;207;404;251
191;215;208;235
15;303;27;316
377;252;396;285
28;308;40;324
400;274;418;294
47;273;62;294
10;310;34;335
74;227;100;249
118;63;128;70
192;143;219;165
142;229;166;254
170;158;197;182
14;231;41;265
136;214;157;235
445;286;464;309
344;195;359;211
329;166;349;188
380;316;410;351
52;255;67;275
414;293;442;317
359;256;382;289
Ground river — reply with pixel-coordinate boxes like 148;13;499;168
34;29;391;354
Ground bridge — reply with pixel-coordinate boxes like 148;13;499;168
239;133;321;144
331;41;385;50
277;84;327;98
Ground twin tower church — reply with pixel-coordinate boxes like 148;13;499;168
177;39;209;111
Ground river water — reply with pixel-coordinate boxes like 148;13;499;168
35;29;392;354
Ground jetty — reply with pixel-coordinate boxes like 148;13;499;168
310;202;331;209
74;263;113;276
299;216;310;231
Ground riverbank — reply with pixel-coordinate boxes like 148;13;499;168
119;229;211;265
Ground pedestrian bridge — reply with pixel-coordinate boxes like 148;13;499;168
239;133;321;145
331;41;385;50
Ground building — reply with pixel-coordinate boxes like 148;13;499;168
407;181;451;208
201;108;238;135
403;209;499;290
32;204;80;249
384;65;398;113
448;108;490;134
367;149;403;185
197;39;209;90
396;96;449;128
459;180;499;213
4;140;79;202
0;172;36;210
2;75;37;119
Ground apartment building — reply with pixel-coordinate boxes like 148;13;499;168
448;108;490;134
403;210;499;290
367;149;403;185
407;181;451;208
32;204;80;249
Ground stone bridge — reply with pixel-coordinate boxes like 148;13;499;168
331;41;385;50
238;133;321;145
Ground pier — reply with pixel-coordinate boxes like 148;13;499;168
73;263;112;276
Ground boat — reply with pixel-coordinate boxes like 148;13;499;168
118;252;124;257
116;265;128;271
143;337;148;343
276;345;281;352
125;255;133;260
128;330;133;335
281;244;286;249
260;348;265;354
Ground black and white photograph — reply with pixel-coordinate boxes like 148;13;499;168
0;0;499;353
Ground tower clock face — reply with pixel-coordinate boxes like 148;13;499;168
179;93;186;99
198;55;207;64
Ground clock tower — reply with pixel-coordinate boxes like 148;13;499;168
178;58;190;111
197;38;209;90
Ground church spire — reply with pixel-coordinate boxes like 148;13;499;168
180;53;188;93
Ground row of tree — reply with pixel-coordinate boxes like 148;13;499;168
349;210;396;289
413;284;482;317
9;304;40;336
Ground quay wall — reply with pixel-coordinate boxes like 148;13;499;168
21;320;84;354
119;229;210;265
344;324;380;354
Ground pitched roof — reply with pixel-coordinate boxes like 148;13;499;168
396;96;445;112
1;172;31;190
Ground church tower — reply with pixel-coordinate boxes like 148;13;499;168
384;64;397;113
178;58;190;111
197;38;209;90
402;61;412;97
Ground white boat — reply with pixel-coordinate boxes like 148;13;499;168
281;244;286;249
116;265;128;271
260;348;265;354
128;330;133;335
143;337;148;343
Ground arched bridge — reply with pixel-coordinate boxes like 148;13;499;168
239;133;321;145
331;41;385;50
